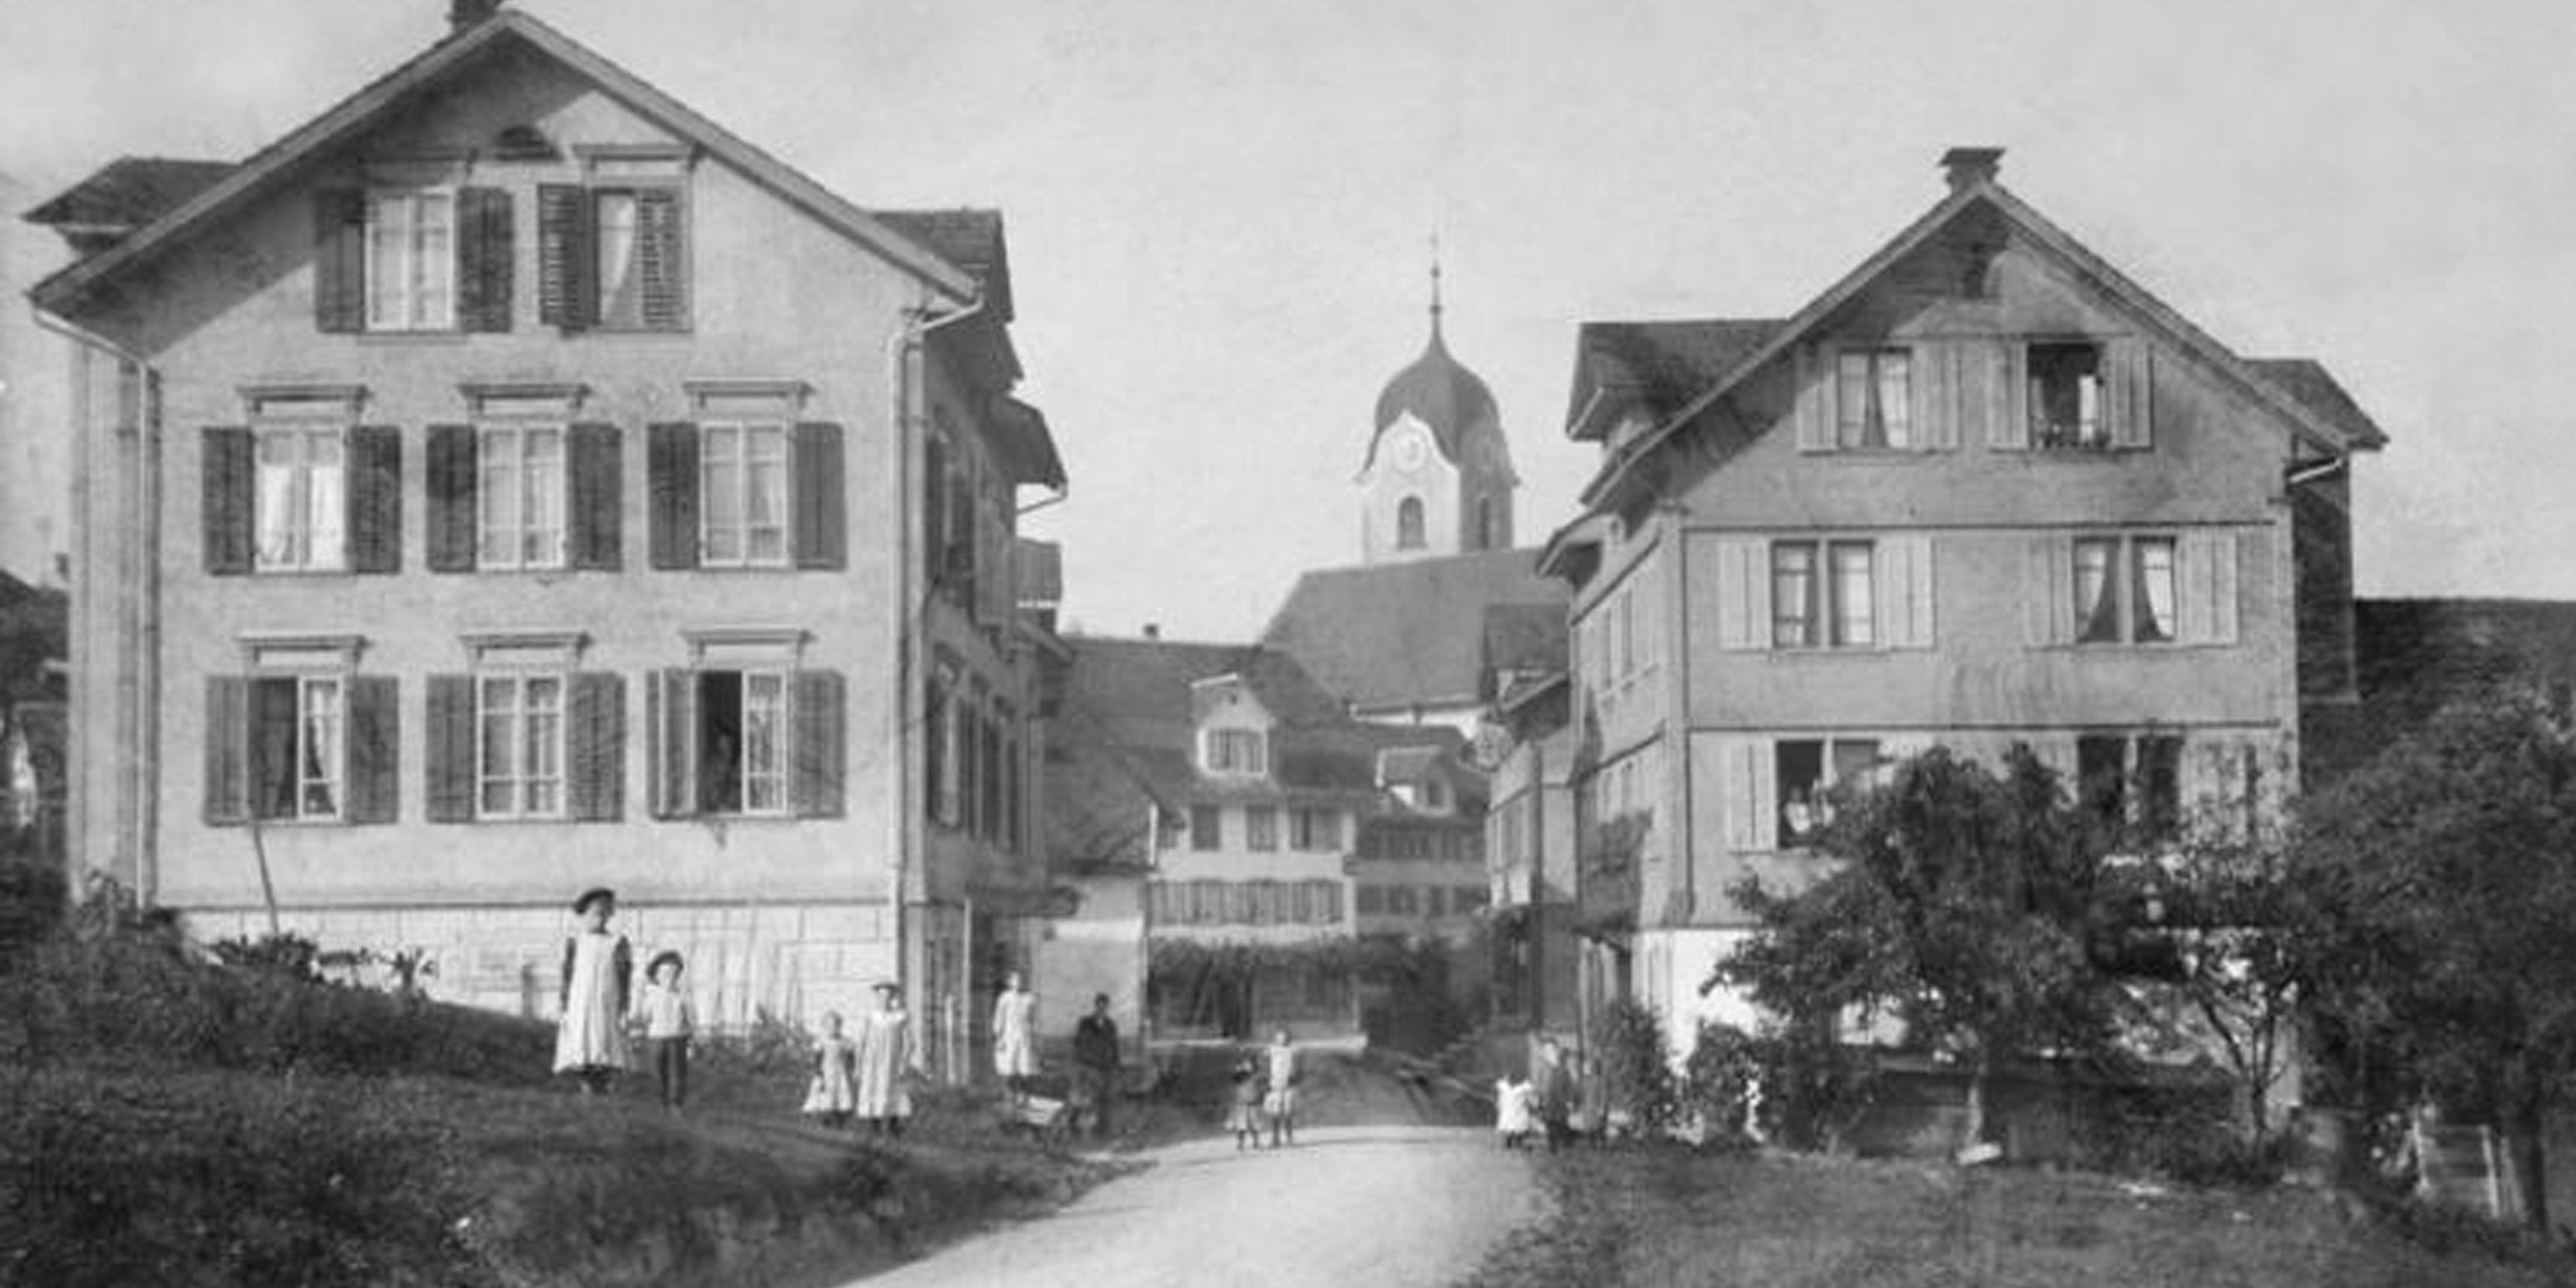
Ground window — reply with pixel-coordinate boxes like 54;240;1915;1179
2029;342;2104;449
2074;535;2179;645
1396;496;1426;550
1309;880;1344;924
1189;804;1222;851
1771;541;1875;648
1835;348;1912;448
1453;885;1488;914
1244;806;1279;851
2078;734;2184;841
365;189;455;331
1477;496;1497;550
1774;737;1882;847
477;673;564;818
1387;886;1421;916
1155;808;1181;851
1356;885;1386;916
1290;808;1342;852
696;669;788;815
1421;775;1448;811
253;675;343;820
699;423;790;567
1423;887;1447;917
255;427;347;572
476;425;567;570
1204;727;1268;775
539;182;686;332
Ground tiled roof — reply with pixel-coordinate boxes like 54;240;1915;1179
985;394;1065;489
1261;548;1568;714
1569;318;1786;433
2247;359;2389;450
1053;635;1385;805
21;158;232;234
1481;602;1568;677
873;209;1013;321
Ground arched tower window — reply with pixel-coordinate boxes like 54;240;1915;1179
1476;496;1496;551
1396;496;1426;550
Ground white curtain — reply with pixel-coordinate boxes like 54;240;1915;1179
2137;541;2177;641
301;679;341;816
306;434;345;569
1876;352;1911;447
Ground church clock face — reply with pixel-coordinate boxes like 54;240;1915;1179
1393;431;1429;474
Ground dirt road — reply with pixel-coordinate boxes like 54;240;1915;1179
847;1125;1544;1288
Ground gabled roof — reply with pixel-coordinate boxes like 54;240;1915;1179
30;9;975;313
1055;635;1386;806
875;209;1014;323
1566;318;1785;438
21;158;231;235
2246;359;2388;451
1261;548;1568;714
1578;167;2386;508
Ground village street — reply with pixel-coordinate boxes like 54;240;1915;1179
843;1125;1544;1288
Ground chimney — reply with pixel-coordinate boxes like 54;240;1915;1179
449;0;504;32
1142;623;1161;641
1939;146;2004;193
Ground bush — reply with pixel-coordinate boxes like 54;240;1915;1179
1680;1023;1764;1148
0;843;65;956
2072;1074;2281;1186
1591;997;1680;1136
1752;1026;1879;1152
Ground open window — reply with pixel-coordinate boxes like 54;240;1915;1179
2028;342;2105;449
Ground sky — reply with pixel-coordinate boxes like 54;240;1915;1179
3;0;2573;641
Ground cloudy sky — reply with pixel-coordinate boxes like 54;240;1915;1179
5;0;2571;639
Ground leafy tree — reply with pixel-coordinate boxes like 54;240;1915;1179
1722;745;2129;1150
2294;690;2576;1231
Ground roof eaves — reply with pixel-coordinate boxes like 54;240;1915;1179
1575;180;2374;509
34;11;974;314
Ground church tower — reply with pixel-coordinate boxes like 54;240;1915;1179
1357;254;1517;564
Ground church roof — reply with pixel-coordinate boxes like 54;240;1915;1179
1262;548;1568;714
1367;327;1497;468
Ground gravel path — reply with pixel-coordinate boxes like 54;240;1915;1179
847;1125;1544;1288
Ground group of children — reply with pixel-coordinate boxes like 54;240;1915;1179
800;979;928;1135
1226;1030;1303;1150
552;886;697;1111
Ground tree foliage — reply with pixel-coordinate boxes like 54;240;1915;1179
2292;690;2576;1229
1722;745;2131;1144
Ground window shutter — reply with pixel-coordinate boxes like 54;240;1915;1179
313;189;366;333
647;668;696;818
2107;337;2154;449
1915;342;1960;450
202;427;256;576
635;188;688;331
1718;737;1775;853
1984;341;2029;449
1712;536;1768;651
347;425;402;574
2024;536;2074;647
345;675;398;825
791;422;846;570
457;186;514;333
570;671;625;822
537;184;593;330
569;423;623;571
425;424;477;572
793;668;847;818
1876;535;1936;649
1793;345;1835;452
647;423;700;570
425;674;474;823
2178;531;2240;645
203;676;249;825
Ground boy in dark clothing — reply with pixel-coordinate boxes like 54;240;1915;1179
1073;993;1121;1139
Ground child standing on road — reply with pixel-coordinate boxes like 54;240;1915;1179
1263;1030;1300;1148
804;1010;859;1128
1228;1059;1265;1151
1495;1075;1533;1148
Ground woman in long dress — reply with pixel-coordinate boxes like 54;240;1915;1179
854;980;923;1136
553;887;632;1094
991;971;1036;1098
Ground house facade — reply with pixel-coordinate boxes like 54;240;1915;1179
25;9;1064;1069
1542;148;2384;1058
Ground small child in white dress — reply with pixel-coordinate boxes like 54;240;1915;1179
1495;1075;1534;1148
804;1010;860;1128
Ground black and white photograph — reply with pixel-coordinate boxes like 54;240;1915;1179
3;1;2573;1284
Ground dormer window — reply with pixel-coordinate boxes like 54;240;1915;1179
1420;775;1448;812
1203;727;1267;775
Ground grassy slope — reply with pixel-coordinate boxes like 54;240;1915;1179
0;931;1116;1288
1459;1146;2576;1288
